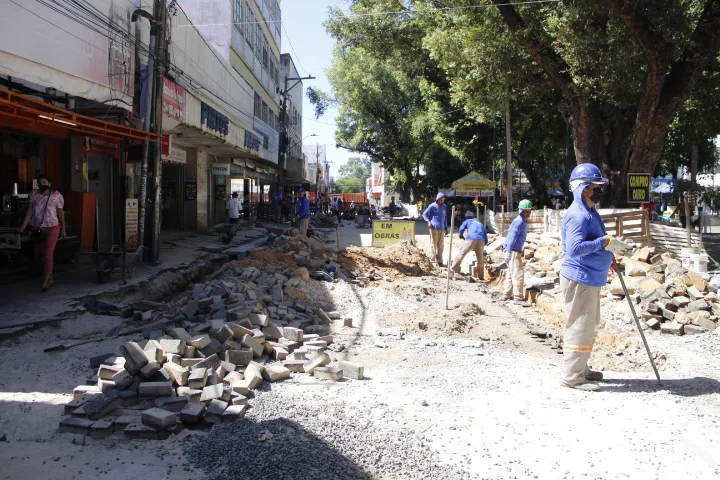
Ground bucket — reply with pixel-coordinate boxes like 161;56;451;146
691;253;709;273
681;247;699;270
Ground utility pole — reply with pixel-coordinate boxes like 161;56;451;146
133;5;160;261
277;74;314;194
505;100;513;211
150;0;168;264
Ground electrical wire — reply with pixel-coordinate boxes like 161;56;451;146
281;21;309;76
178;0;560;28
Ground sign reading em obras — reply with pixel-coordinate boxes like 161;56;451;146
371;220;415;247
627;173;651;203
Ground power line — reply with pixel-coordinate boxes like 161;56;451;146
281;21;309;76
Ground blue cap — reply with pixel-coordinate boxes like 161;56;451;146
298;188;305;193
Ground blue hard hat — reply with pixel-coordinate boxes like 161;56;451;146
298;188;305;193
569;163;608;184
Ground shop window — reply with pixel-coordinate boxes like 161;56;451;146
254;93;261;117
234;0;242;31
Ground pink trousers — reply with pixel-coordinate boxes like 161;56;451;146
40;225;60;276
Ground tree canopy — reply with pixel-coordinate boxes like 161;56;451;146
312;0;720;206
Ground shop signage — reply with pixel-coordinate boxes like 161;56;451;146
163;144;187;164
184;177;197;201
212;163;231;176
83;136;119;157
163;78;185;122
628;173;651;203
371;220;415;247
201;102;229;136
125;198;139;249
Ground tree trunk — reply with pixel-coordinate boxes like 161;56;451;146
519;161;551;208
691;142;699;182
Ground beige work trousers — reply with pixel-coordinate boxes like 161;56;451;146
430;228;444;264
503;251;524;299
452;240;485;275
560;275;601;386
299;219;310;237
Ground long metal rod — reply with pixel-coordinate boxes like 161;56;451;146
138;23;158;260
613;257;661;384
445;206;456;310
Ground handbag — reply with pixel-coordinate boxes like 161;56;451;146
29;195;51;243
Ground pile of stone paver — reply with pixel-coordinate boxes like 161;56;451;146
491;235;720;336
58;264;364;442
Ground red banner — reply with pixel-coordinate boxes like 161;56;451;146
82;136;119;157
163;78;185;122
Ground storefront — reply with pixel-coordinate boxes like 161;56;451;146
0;86;162;276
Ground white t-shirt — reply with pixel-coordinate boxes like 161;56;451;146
227;198;243;218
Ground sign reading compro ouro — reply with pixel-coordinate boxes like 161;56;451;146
371;220;415;247
212;164;231;176
627;173;651;203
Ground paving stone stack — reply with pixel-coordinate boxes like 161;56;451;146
58;265;365;442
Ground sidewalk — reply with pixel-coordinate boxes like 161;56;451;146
0;227;270;330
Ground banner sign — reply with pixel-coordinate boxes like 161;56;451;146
628;173;651;203
83;136;119;157
163;77;185;122
371;220;415;247
125;198;138;249
184;177;197;201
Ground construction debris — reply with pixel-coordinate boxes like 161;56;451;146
56;262;365;441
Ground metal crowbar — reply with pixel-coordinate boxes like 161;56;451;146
612;256;662;384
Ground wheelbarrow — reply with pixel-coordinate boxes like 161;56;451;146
82;245;142;283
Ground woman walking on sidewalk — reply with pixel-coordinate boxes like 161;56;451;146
19;174;66;291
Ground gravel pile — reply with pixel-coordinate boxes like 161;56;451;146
184;391;472;480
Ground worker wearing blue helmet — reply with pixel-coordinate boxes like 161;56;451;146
560;163;630;391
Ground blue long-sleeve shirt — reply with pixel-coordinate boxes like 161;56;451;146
458;219;488;243
561;186;612;287
503;215;528;252
296;197;310;219
422;202;448;232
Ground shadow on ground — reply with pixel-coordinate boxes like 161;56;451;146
184;417;373;480
601;376;720;396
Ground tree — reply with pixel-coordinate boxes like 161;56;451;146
309;43;435;202
487;0;720;204
335;176;365;193
339;157;372;182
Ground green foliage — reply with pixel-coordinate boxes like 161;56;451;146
335;176;365;193
701;187;720;207
338;157;372;181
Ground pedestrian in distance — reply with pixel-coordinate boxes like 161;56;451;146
281;195;291;223
422;192;449;266
451;211;488;279
295;188;311;237
273;191;282;223
502;199;533;303
18;173;67;291
560;163;632;392
226;192;242;225
388;196;397;218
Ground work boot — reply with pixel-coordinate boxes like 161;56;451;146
513;299;531;307
584;370;603;381
562;382;600;392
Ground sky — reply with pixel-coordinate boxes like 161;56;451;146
281;0;353;179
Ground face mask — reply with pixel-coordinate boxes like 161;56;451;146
589;187;604;204
38;185;49;192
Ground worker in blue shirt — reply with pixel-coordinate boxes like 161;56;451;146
451;212;488;279
422;192;449;266
295;188;311;237
560;163;630;392
502;199;532;301
273;191;283;223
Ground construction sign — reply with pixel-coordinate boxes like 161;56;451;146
371;220;415;247
628;173;651;203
